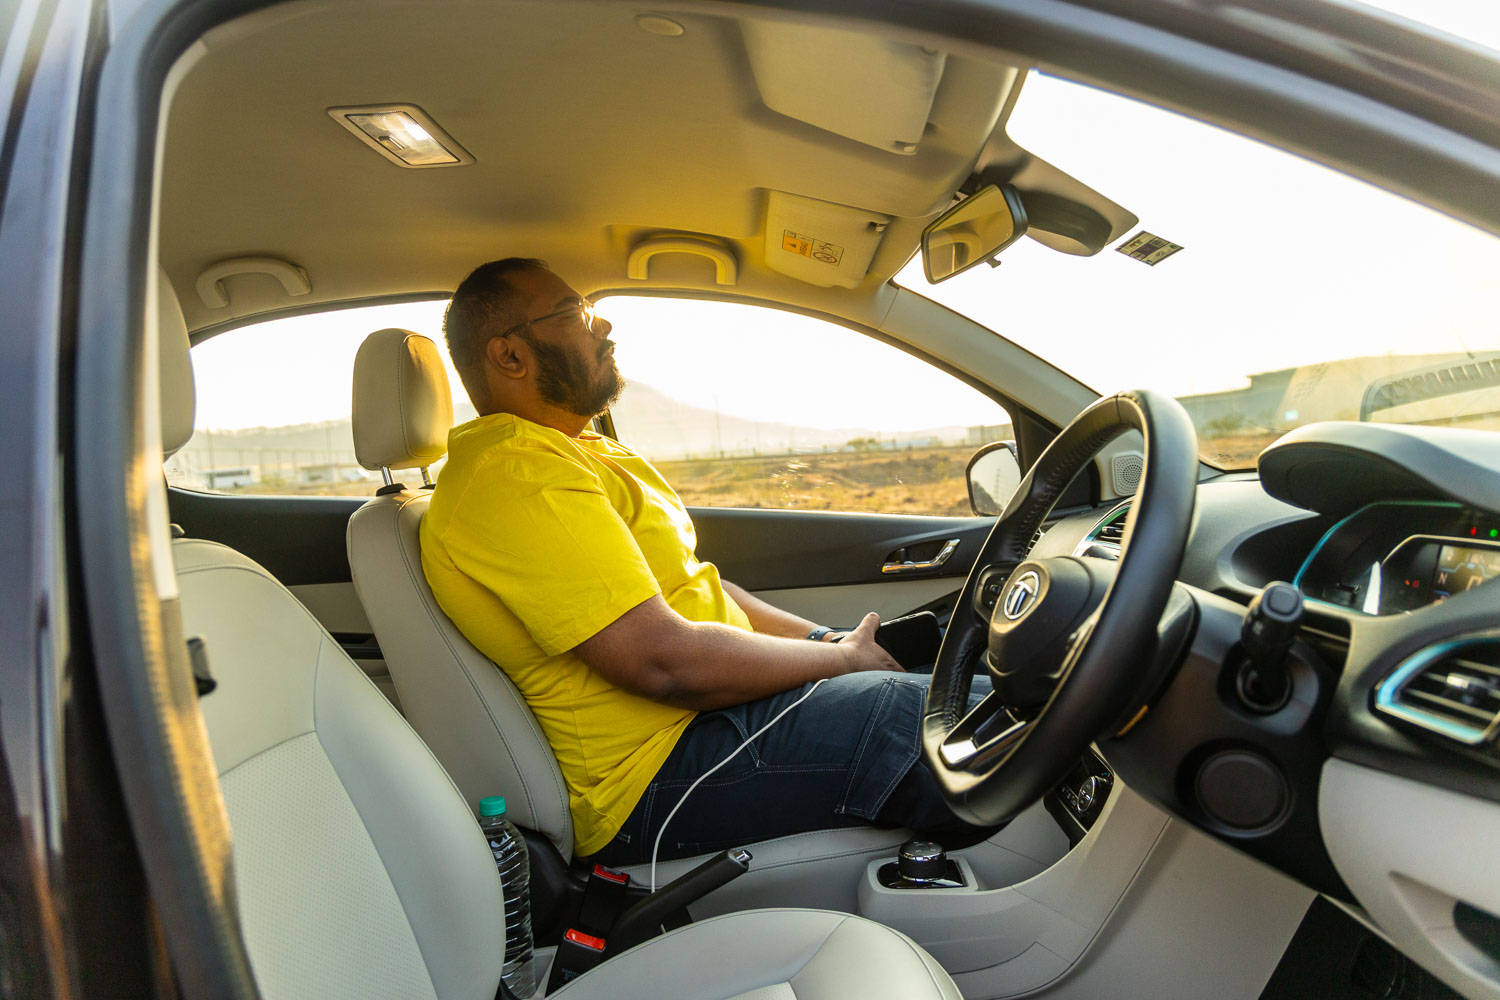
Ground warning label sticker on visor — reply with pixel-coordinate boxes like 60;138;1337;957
1116;231;1183;266
782;230;845;266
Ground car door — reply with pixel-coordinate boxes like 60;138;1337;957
2;0;191;994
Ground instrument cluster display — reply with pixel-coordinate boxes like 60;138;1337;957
1384;539;1500;612
1296;502;1500;615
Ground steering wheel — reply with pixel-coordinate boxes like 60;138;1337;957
923;389;1200;825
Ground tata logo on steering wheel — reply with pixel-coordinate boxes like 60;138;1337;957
1002;571;1041;620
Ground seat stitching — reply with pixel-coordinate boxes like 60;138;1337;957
805;920;954;999
869;926;953;999
385;494;570;843
216;730;316;780
788;913;848;981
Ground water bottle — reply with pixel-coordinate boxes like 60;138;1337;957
479;796;535;998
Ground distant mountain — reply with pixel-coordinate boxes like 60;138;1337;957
168;382;998;484
610;381;985;459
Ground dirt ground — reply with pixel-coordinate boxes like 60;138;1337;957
657;445;978;515
203;433;1274;509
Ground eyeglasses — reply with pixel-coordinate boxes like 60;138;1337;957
500;298;599;339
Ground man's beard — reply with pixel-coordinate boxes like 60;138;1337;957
522;332;625;419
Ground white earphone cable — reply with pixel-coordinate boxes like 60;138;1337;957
648;677;830;892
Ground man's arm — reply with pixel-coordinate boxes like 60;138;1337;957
574;597;900;711
721;579;824;639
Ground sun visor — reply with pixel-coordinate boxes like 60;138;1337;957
763;192;891;288
744;21;945;154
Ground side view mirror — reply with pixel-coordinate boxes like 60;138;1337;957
967;441;1021;516
921;184;1029;283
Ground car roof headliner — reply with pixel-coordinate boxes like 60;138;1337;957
160;0;1028;332
155;0;1500;339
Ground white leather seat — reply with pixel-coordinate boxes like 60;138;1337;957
346;328;910;900
158;286;960;1000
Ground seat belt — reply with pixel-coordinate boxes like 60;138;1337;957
545;849;751;992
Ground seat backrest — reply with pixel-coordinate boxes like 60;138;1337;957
179;539;507;1000
348;329;574;857
158;287;505;1000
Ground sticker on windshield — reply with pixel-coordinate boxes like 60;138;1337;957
781;230;844;265
1116;231;1183;266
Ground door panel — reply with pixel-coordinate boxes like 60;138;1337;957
689;507;993;624
690;508;990;587
168;488;361;585
168;488;994;647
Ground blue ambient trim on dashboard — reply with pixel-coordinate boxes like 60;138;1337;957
1291;500;1464;606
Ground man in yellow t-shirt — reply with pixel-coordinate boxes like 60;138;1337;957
423;258;988;862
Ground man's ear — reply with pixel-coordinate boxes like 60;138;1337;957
486;335;528;381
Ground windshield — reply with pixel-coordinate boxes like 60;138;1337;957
897;68;1500;470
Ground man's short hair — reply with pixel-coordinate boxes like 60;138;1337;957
444;257;548;408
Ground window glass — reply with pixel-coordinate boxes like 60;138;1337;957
896;71;1500;470
165;300;472;496
596;296;1011;515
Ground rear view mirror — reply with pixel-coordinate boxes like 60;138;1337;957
967;441;1021;516
921;184;1029;283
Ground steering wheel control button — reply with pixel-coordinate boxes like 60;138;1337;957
1194;750;1289;831
877;841;967;889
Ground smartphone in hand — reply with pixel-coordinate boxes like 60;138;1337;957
873;611;942;670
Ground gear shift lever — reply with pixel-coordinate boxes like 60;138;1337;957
877;840;967;889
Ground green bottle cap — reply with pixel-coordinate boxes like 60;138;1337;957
479;795;507;817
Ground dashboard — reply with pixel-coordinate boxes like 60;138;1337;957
1026;419;1500;999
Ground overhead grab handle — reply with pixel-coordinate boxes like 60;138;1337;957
196;256;312;309
627;236;738;286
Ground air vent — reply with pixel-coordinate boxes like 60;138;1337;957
1376;636;1500;746
1097;516;1127;546
1073;502;1131;558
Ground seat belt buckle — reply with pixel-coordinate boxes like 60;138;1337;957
546;928;608;991
577;863;631;936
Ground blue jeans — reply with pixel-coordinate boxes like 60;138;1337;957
588;670;993;866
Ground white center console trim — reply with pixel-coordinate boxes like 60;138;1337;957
857;778;1311;999
1321;756;1500;1000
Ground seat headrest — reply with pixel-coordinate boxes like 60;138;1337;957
159;270;196;459
352;329;453;472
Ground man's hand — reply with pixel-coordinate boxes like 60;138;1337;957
835;612;903;674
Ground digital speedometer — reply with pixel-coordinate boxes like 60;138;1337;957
1434;544;1500;599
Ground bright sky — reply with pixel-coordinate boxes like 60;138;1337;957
898;70;1500;398
189;0;1500;433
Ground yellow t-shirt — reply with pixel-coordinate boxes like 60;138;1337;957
421;412;752;855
